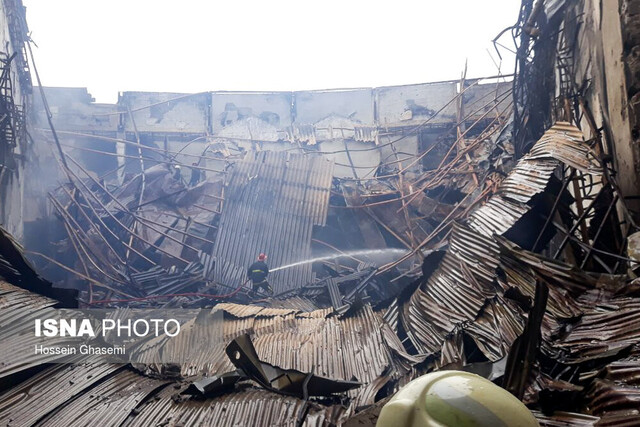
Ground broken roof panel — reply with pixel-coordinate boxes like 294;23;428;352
0;363;122;426
212;151;334;293
527;122;602;174
403;123;602;357
0;282;86;378
36;369;167;427
123;388;308;427
121;301;399;384
494;158;559;204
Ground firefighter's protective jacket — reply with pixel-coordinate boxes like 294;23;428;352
248;261;269;282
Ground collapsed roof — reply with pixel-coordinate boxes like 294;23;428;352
3;115;640;424
2;0;640;425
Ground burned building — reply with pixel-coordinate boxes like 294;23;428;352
0;0;30;240
2;0;640;425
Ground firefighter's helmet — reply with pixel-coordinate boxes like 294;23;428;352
377;370;538;427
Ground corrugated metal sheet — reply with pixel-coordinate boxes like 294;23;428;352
468;195;531;235
527;122;602;175
0;280;56;316
496;236;622;295
37;369;167;427
403;222;499;354
2;117;632;425
533;411;600;426
267;295;320;312
212;151;334;293
470;122;600;236
304;404;348;427
123;388;308;427
403;123;602;357
215;302;267;318
462;296;525;362
0;363;122;426
0;328;86;379
499;254;584;320
0;282;86;378
556;302;640;362
354;126;378;142
586;379;640;417
238;305;391;383
495;158;559;204
382;298;399;332
602;361;640;385
125;302;397;384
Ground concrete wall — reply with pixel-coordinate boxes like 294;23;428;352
35;81;510;181
121;91;209;134
376;81;457;126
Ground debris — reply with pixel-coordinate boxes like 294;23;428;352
182;371;244;396
225;334;361;398
3;0;640;422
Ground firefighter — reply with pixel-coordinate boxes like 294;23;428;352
189;162;202;186
247;253;273;295
172;164;182;181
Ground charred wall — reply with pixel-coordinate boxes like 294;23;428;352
0;0;31;240
556;0;639;216
34;81;511;185
622;0;640;199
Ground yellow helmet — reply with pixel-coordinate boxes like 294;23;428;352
377;371;538;427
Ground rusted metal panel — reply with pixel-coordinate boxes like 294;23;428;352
0;280;56;312
468;195;531;235
556;304;640;362
603;361;640;385
495;158;559;204
499;254;584;320
403;221;502;354
126;302;396;386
